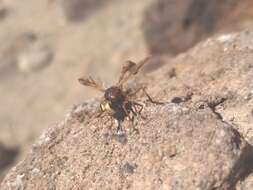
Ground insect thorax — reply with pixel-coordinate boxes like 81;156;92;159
104;86;125;102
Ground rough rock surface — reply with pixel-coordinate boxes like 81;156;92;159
1;30;253;189
1;103;252;190
236;173;253;190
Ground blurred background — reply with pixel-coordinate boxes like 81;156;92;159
1;0;253;181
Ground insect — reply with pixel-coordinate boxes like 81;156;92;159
78;56;158;132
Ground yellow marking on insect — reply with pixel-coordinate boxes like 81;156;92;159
100;101;114;114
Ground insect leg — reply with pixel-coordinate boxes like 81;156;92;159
103;115;112;125
127;86;164;104
131;101;147;120
116;120;123;133
128;102;143;134
140;87;165;104
106;117;114;130
132;102;143;114
122;102;131;118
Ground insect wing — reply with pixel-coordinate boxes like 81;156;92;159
132;56;151;74
78;76;105;92
117;60;136;84
117;56;151;86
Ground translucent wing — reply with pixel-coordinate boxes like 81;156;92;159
117;56;151;86
117;60;136;84
131;56;151;75
78;76;105;92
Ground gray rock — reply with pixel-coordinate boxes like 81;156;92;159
61;0;110;22
17;43;53;72
142;0;253;55
0;31;41;77
236;174;253;190
0;143;19;171
0;8;9;21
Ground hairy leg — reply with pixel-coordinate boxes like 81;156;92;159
116;120;123;133
127;87;164;104
132;101;143;114
141;88;164;104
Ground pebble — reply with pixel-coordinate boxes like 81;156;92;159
17;43;53;72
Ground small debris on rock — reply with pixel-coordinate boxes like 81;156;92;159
171;97;183;104
166;145;177;158
120;162;137;174
112;133;128;144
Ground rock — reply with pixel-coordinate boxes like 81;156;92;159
236;174;253;190
0;31;39;77
60;0;109;22
0;143;18;170
0;56;17;81
0;8;9;21
17;43;53;72
142;0;253;55
0;102;252;190
142;55;169;73
2;26;253;189
0;32;52;74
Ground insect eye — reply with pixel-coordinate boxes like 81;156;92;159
110;94;116;100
